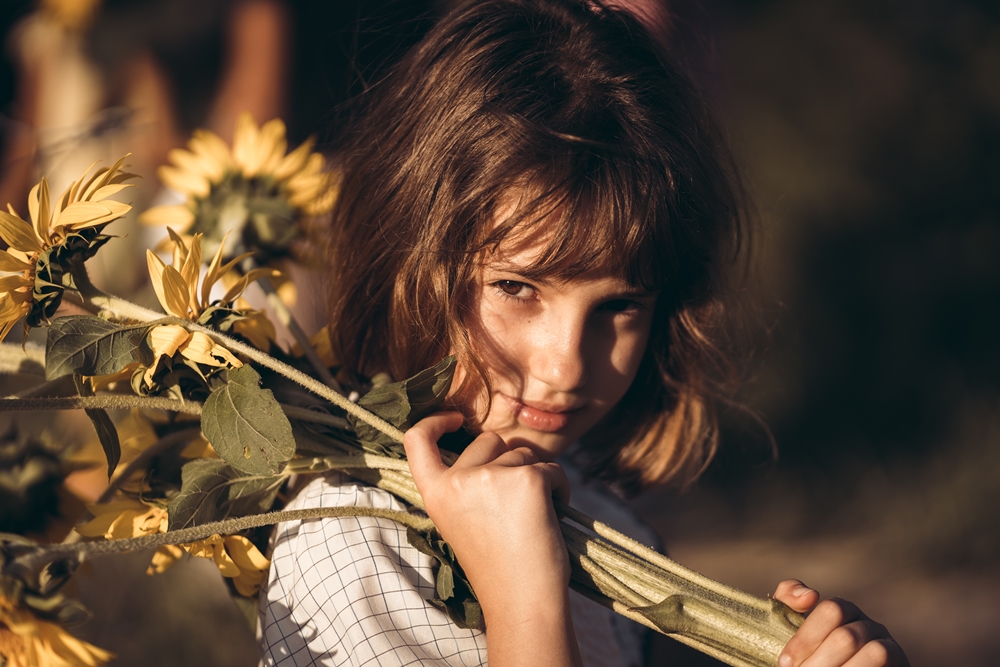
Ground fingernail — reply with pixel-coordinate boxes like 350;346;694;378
793;585;811;597
778;654;792;667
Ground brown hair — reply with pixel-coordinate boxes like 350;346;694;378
327;0;750;494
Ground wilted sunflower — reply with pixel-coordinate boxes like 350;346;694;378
75;501;270;596
0;156;136;343
140;112;336;265
0;535;111;667
137;229;278;394
0;593;113;667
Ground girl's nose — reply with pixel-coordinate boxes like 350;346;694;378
530;316;587;392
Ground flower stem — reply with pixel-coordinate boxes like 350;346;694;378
18;507;435;570
254;271;344;395
74;291;403;443
0;395;203;414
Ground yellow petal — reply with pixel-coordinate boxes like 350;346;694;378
0;250;33;272
52;201;115;228
161;265;192;318
201;232;230;309
65;160;101;204
190;130;234;172
231;112;259;171
272;136;316;182
75;500;148;537
0;275;33;293
146;250;169;314
64;200;132;229
204;251;253;307
232;313;275;351
165;226;188;269
158;164;210;199
180;234;203;311
233;568;266;596
139;205;195;230
0;211;42;253
211;539;240;577
106;510;142;540
147;325;190;360
222;268;282;304
82;154;131;200
90;182;135;202
224;535;270;571
30;179;51;245
148;544;184;574
169;146;225;183
178;331;225;366
253;118;288;175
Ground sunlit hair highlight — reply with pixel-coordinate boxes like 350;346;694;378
327;0;750;494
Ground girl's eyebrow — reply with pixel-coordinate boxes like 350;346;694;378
484;263;658;299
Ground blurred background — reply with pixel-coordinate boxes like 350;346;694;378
0;0;997;665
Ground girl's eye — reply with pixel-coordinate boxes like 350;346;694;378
601;299;643;313
493;280;534;300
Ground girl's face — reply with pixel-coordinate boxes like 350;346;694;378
463;227;657;462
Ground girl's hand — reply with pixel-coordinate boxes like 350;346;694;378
404;412;582;667
774;580;910;667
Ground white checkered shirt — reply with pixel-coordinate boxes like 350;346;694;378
259;458;656;667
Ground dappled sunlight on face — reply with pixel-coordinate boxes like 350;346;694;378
454;224;657;461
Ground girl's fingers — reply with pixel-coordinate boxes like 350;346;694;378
774;579;821;614
453;431;512;468
540;461;571;504
403;412;465;485
802;619;898;667
841;637;909;667
779;598;864;667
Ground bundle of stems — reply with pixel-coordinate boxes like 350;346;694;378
3;291;802;667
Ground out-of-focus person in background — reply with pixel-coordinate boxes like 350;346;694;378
1;0;290;295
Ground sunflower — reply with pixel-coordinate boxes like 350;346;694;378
0;594;113;667
0;156;136;343
136;229;279;394
75;501;270;595
140;113;336;265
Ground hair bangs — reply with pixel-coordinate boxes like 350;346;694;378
476;151;668;292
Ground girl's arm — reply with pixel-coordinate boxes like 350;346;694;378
773;580;910;666
404;412;584;667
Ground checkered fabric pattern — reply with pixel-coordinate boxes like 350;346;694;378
259;460;655;667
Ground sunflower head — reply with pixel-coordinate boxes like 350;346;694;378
140;113;337;266
0;535;111;667
0;156;137;342
136;230;278;398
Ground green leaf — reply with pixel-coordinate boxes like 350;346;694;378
201;365;295;475
167;458;283;530
46;316;149;380
349;356;456;456
73;375;119;478
406;526;481;629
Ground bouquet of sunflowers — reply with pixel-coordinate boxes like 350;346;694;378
0;115;803;667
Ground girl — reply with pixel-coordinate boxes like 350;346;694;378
260;1;909;666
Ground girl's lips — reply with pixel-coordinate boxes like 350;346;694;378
501;395;584;433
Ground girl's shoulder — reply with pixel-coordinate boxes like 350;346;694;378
259;473;488;667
